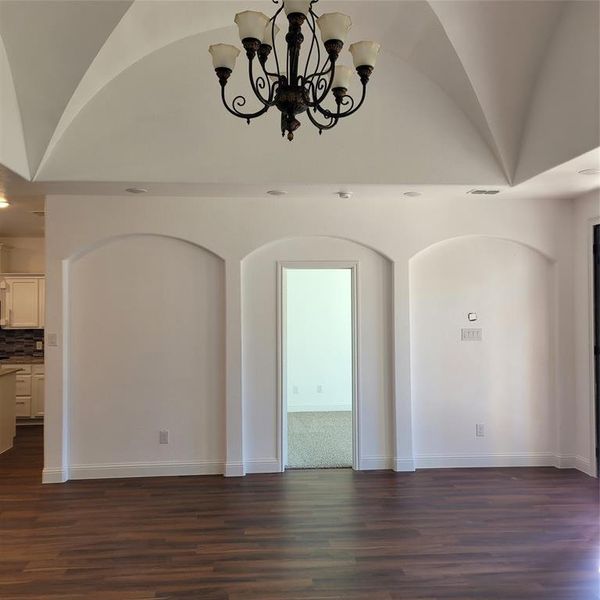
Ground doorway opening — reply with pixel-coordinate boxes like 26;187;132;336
280;265;357;470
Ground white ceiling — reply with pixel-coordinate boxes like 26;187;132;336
0;0;598;235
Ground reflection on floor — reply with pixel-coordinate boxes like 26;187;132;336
287;411;352;468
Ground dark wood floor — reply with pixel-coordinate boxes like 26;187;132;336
0;427;598;600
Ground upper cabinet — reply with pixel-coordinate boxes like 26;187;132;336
0;276;45;329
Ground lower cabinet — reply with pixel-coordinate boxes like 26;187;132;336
1;363;44;419
32;372;44;417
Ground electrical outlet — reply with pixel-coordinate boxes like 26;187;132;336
35;341;43;351
159;430;169;444
292;385;299;394
316;385;323;393
475;423;485;437
47;333;58;347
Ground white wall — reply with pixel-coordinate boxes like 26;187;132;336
410;236;554;466
286;269;352;413
0;237;45;273
67;234;225;478
42;192;583;482
573;190;600;475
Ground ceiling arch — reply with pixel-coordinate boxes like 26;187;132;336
0;0;597;187
36;30;505;184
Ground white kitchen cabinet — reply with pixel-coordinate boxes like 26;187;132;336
37;278;45;328
32;373;44;417
1;363;44;420
0;276;45;329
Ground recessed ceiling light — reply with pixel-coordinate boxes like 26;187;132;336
267;190;287;196
337;191;352;199
578;168;600;175
125;187;148;194
403;191;421;197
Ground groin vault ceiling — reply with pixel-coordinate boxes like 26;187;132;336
0;0;598;187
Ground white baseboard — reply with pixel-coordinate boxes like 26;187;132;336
224;461;244;477
69;460;224;480
42;467;68;484
394;458;415;472
245;459;280;474
360;456;395;470
415;452;557;469
555;454;595;476
575;455;595;476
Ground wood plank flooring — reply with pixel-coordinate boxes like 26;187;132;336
1;426;598;599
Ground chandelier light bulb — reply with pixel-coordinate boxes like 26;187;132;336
332;65;353;91
349;41;381;68
234;11;270;43
317;13;352;44
0;196;9;208
208;1;380;140
284;1;312;16
262;21;280;48
209;44;241;71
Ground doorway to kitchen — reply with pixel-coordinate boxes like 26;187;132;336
280;264;357;470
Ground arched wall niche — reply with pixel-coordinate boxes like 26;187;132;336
66;233;226;478
241;235;396;473
409;235;557;467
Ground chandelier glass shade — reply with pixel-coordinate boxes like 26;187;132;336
208;0;380;141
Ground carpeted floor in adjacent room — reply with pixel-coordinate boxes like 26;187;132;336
287;411;352;468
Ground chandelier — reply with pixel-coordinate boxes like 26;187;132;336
208;0;380;141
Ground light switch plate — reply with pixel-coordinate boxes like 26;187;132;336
47;333;58;347
461;328;482;341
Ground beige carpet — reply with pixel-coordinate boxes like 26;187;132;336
287;411;352;469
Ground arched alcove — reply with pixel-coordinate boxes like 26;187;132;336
241;236;394;473
409;235;555;467
67;234;226;478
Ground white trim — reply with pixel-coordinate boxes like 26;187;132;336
287;405;352;412
69;460;225;480
394;458;415;472
244;459;280;474
224;461;244;477
277;261;360;471
587;218;600;477
360;455;394;470
42;467;68;483
575;455;594;476
415;452;557;469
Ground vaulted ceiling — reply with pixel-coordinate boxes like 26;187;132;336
0;0;598;187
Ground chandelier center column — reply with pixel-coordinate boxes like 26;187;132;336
286;13;306;85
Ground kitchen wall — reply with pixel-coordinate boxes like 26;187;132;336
43;191;589;482
0;237;45;273
0;328;44;359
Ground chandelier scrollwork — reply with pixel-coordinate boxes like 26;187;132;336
208;0;380;141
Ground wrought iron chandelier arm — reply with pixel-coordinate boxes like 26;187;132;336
220;85;270;121
305;101;340;132
312;81;367;120
302;8;321;81
248;57;273;106
305;70;336;108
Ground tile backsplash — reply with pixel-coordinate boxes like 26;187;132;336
0;329;44;359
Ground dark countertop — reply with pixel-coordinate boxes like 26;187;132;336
0;357;44;365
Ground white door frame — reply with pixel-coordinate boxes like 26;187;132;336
589;217;600;477
277;261;359;471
